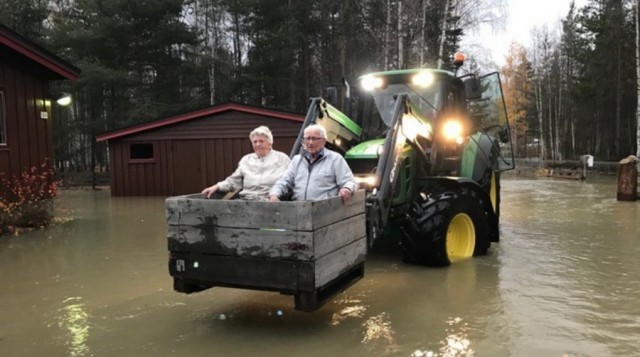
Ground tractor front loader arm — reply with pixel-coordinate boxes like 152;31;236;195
365;94;425;245
290;98;324;158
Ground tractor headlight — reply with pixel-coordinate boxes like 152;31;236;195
442;120;464;142
401;114;432;141
411;71;434;88
361;75;384;91
355;175;377;189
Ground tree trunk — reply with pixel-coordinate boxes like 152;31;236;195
385;0;391;70
595;108;601;156
420;0;427;66
535;75;546;160
571;115;576;156
398;1;403;69
547;78;554;160
437;0;450;69
233;12;242;85
555;79;561;160
207;2;217;105
616;24;622;158
636;0;640;158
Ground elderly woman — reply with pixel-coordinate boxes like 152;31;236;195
202;126;290;200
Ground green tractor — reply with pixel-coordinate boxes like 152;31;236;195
292;56;515;266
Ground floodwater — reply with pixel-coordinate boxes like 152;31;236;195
1;176;639;357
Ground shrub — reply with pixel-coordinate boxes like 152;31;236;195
0;162;61;235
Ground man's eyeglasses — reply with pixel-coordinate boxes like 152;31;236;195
303;136;324;142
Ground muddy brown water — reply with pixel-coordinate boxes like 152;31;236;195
1;176;639;356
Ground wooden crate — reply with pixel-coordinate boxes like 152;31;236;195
166;190;366;311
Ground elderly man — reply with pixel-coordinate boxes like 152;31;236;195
268;124;356;203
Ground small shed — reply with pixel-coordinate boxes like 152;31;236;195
95;103;304;196
0;23;80;180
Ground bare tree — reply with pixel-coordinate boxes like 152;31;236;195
453;0;507;30
398;0;403;68
385;0;391;69
454;0;508;68
420;0;427;66
530;26;557;160
636;0;640;158
437;0;450;68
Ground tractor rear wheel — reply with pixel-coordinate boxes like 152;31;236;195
400;188;490;267
479;169;501;242
480;170;500;218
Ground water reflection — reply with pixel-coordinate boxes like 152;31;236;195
361;312;399;354
58;297;90;356
410;317;473;357
330;298;367;326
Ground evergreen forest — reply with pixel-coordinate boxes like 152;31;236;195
0;0;639;173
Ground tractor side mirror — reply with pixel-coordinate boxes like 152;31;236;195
499;126;510;143
463;76;482;100
324;82;351;116
324;86;339;105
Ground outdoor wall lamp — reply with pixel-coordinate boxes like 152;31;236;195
56;93;72;106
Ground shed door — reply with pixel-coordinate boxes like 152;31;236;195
171;140;203;195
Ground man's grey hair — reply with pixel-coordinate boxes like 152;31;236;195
304;124;327;139
250;126;273;144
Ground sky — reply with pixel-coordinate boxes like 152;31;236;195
462;0;588;67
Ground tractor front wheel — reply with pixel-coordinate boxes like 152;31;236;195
400;188;490;267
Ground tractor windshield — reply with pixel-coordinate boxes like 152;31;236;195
371;82;444;127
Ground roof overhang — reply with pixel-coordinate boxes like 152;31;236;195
0;23;80;81
96;103;304;142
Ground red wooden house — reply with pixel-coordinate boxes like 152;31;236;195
0;23;80;180
96;103;304;196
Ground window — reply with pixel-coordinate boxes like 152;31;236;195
0;91;6;145
129;143;154;161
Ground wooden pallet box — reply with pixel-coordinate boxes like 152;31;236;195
166;190;366;311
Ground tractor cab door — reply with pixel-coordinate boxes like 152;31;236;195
468;72;516;171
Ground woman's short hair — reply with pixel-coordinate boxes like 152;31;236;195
250;126;273;144
304;124;327;139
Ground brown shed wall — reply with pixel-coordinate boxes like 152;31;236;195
108;110;302;196
0;62;53;179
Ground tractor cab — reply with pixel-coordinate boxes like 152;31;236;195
342;67;515;187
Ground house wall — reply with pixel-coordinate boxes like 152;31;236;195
108;111;302;196
0;62;53;179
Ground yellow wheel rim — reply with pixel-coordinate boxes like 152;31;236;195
490;172;497;213
446;213;475;261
